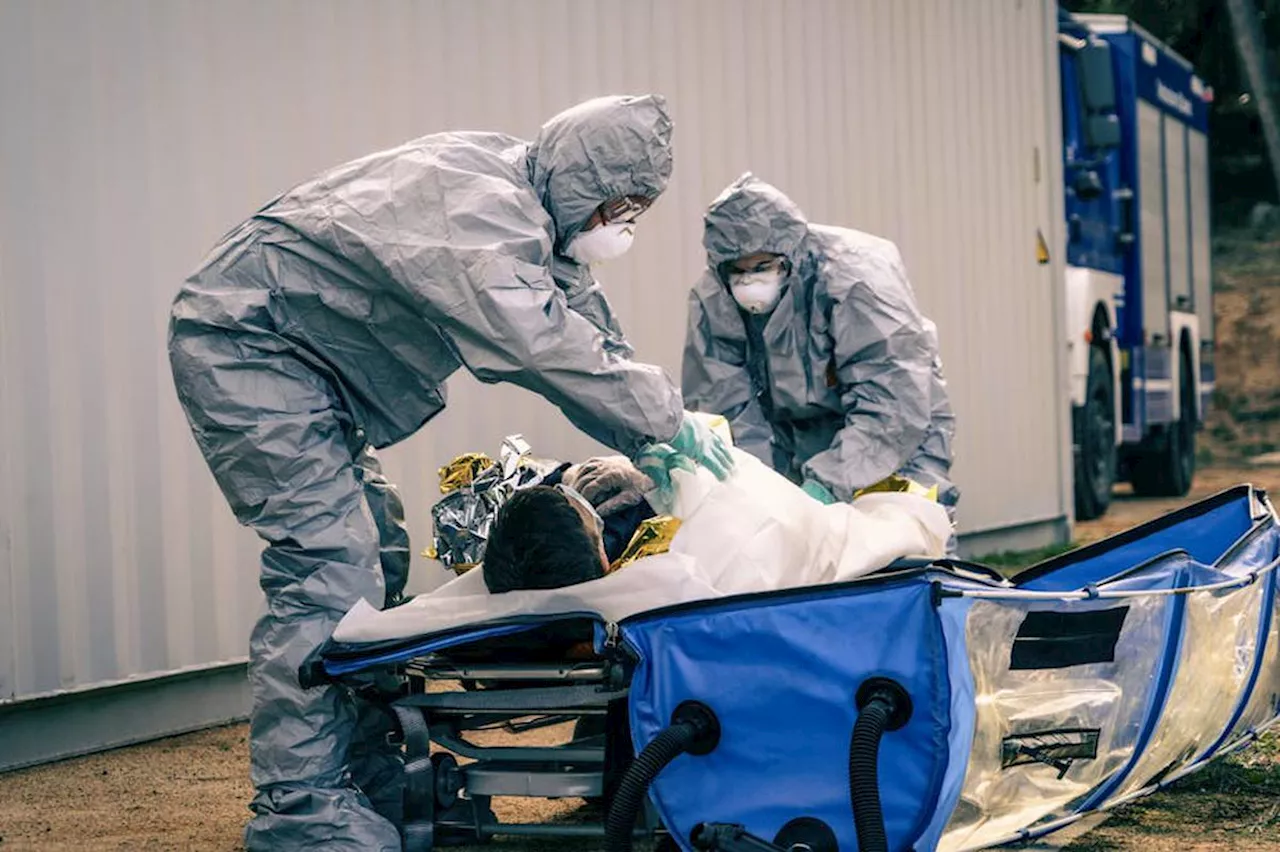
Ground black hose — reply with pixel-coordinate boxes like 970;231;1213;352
605;702;720;852
850;696;893;852
605;722;695;852
849;679;912;852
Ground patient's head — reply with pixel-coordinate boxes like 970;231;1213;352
483;486;609;593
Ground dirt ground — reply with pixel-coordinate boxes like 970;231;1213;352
3;465;1279;851
1199;230;1280;467
1073;465;1280;545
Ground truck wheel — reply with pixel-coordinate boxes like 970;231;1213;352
1074;346;1116;521
1130;351;1196;497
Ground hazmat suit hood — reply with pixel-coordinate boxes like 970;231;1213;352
527;94;674;251
702;173;811;273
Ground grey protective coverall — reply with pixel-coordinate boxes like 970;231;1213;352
168;95;683;850
683;173;959;510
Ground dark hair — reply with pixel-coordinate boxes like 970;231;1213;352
483;486;605;594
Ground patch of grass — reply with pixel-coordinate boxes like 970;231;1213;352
1241;440;1280;457
1063;837;1122;851
972;541;1080;575
1062;730;1280;848
1209;421;1237;443
1226;393;1254;421
1247;800;1280;836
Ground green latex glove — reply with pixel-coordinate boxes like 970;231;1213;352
801;479;837;505
668;412;735;481
633;443;697;492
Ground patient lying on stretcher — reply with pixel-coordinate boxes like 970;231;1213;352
331;422;952;644
497;433;957;599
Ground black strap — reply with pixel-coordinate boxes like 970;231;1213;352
393;704;431;759
393;704;436;849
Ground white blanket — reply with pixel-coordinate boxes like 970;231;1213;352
332;447;952;644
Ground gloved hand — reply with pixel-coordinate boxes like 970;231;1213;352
668;412;735;481
633;443;696;492
801;479;837;505
563;455;655;517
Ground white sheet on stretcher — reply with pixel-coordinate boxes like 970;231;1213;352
333;446;953;645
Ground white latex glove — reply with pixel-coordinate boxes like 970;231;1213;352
563;455;655;517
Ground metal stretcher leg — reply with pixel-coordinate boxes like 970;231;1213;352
338;636;637;847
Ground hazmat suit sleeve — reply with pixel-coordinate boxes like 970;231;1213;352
261;141;685;458
421;246;683;458
681;278;775;465
800;261;935;502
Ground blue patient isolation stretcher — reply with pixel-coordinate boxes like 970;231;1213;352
312;485;1280;852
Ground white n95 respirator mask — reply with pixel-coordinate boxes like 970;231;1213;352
730;269;785;314
565;223;635;265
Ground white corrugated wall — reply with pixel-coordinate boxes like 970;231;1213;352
0;0;1068;711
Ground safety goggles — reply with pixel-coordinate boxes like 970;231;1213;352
729;254;788;275
556;484;604;537
599;195;651;226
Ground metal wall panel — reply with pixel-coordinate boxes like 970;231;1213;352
1139;101;1169;335
1189;129;1213;342
0;0;1067;705
1165;120;1192;308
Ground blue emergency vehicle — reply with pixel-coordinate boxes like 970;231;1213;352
1059;11;1215;520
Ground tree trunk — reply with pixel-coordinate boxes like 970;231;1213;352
1225;0;1280;202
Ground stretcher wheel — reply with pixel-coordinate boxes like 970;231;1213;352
431;752;461;810
434;794;495;847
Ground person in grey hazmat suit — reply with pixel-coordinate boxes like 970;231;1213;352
682;173;958;539
168;94;732;851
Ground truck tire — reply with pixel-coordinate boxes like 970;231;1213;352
1130;351;1196;497
1074;346;1116;521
